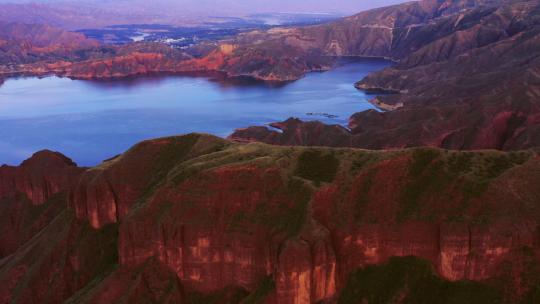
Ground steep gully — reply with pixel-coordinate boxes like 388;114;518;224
1;134;540;303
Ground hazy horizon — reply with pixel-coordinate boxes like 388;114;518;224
0;0;409;15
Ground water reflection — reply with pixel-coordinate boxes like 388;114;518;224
0;58;390;166
83;71;289;90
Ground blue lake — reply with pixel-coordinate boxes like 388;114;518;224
0;59;389;166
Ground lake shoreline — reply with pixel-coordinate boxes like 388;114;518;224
0;59;390;166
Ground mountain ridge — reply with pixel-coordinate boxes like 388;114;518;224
230;0;540;151
1;133;540;303
2;0;523;81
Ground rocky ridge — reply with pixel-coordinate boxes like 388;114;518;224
230;0;540;151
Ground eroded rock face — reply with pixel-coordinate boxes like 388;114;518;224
70;134;230;229
3;135;539;303
0;210;119;304
0;150;83;258
118;165;285;292
275;221;337;304
0;150;82;205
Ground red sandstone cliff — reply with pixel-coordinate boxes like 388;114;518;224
1;134;540;303
0;150;82;205
0;150;84;258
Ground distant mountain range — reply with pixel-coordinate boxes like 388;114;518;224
0;22;100;63
0;0;406;29
0;0;407;15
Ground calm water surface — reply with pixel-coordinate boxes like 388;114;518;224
0;59;389;166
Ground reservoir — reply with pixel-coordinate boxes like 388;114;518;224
0;59;389;166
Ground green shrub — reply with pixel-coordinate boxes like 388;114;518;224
295;150;340;184
240;276;275;304
338;256;501;304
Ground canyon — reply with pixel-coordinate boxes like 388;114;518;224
1;134;540;303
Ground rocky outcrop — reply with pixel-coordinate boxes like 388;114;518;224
0;150;82;205
0;150;83;257
70;134;230;229
229;118;353;147
1;134;540;303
